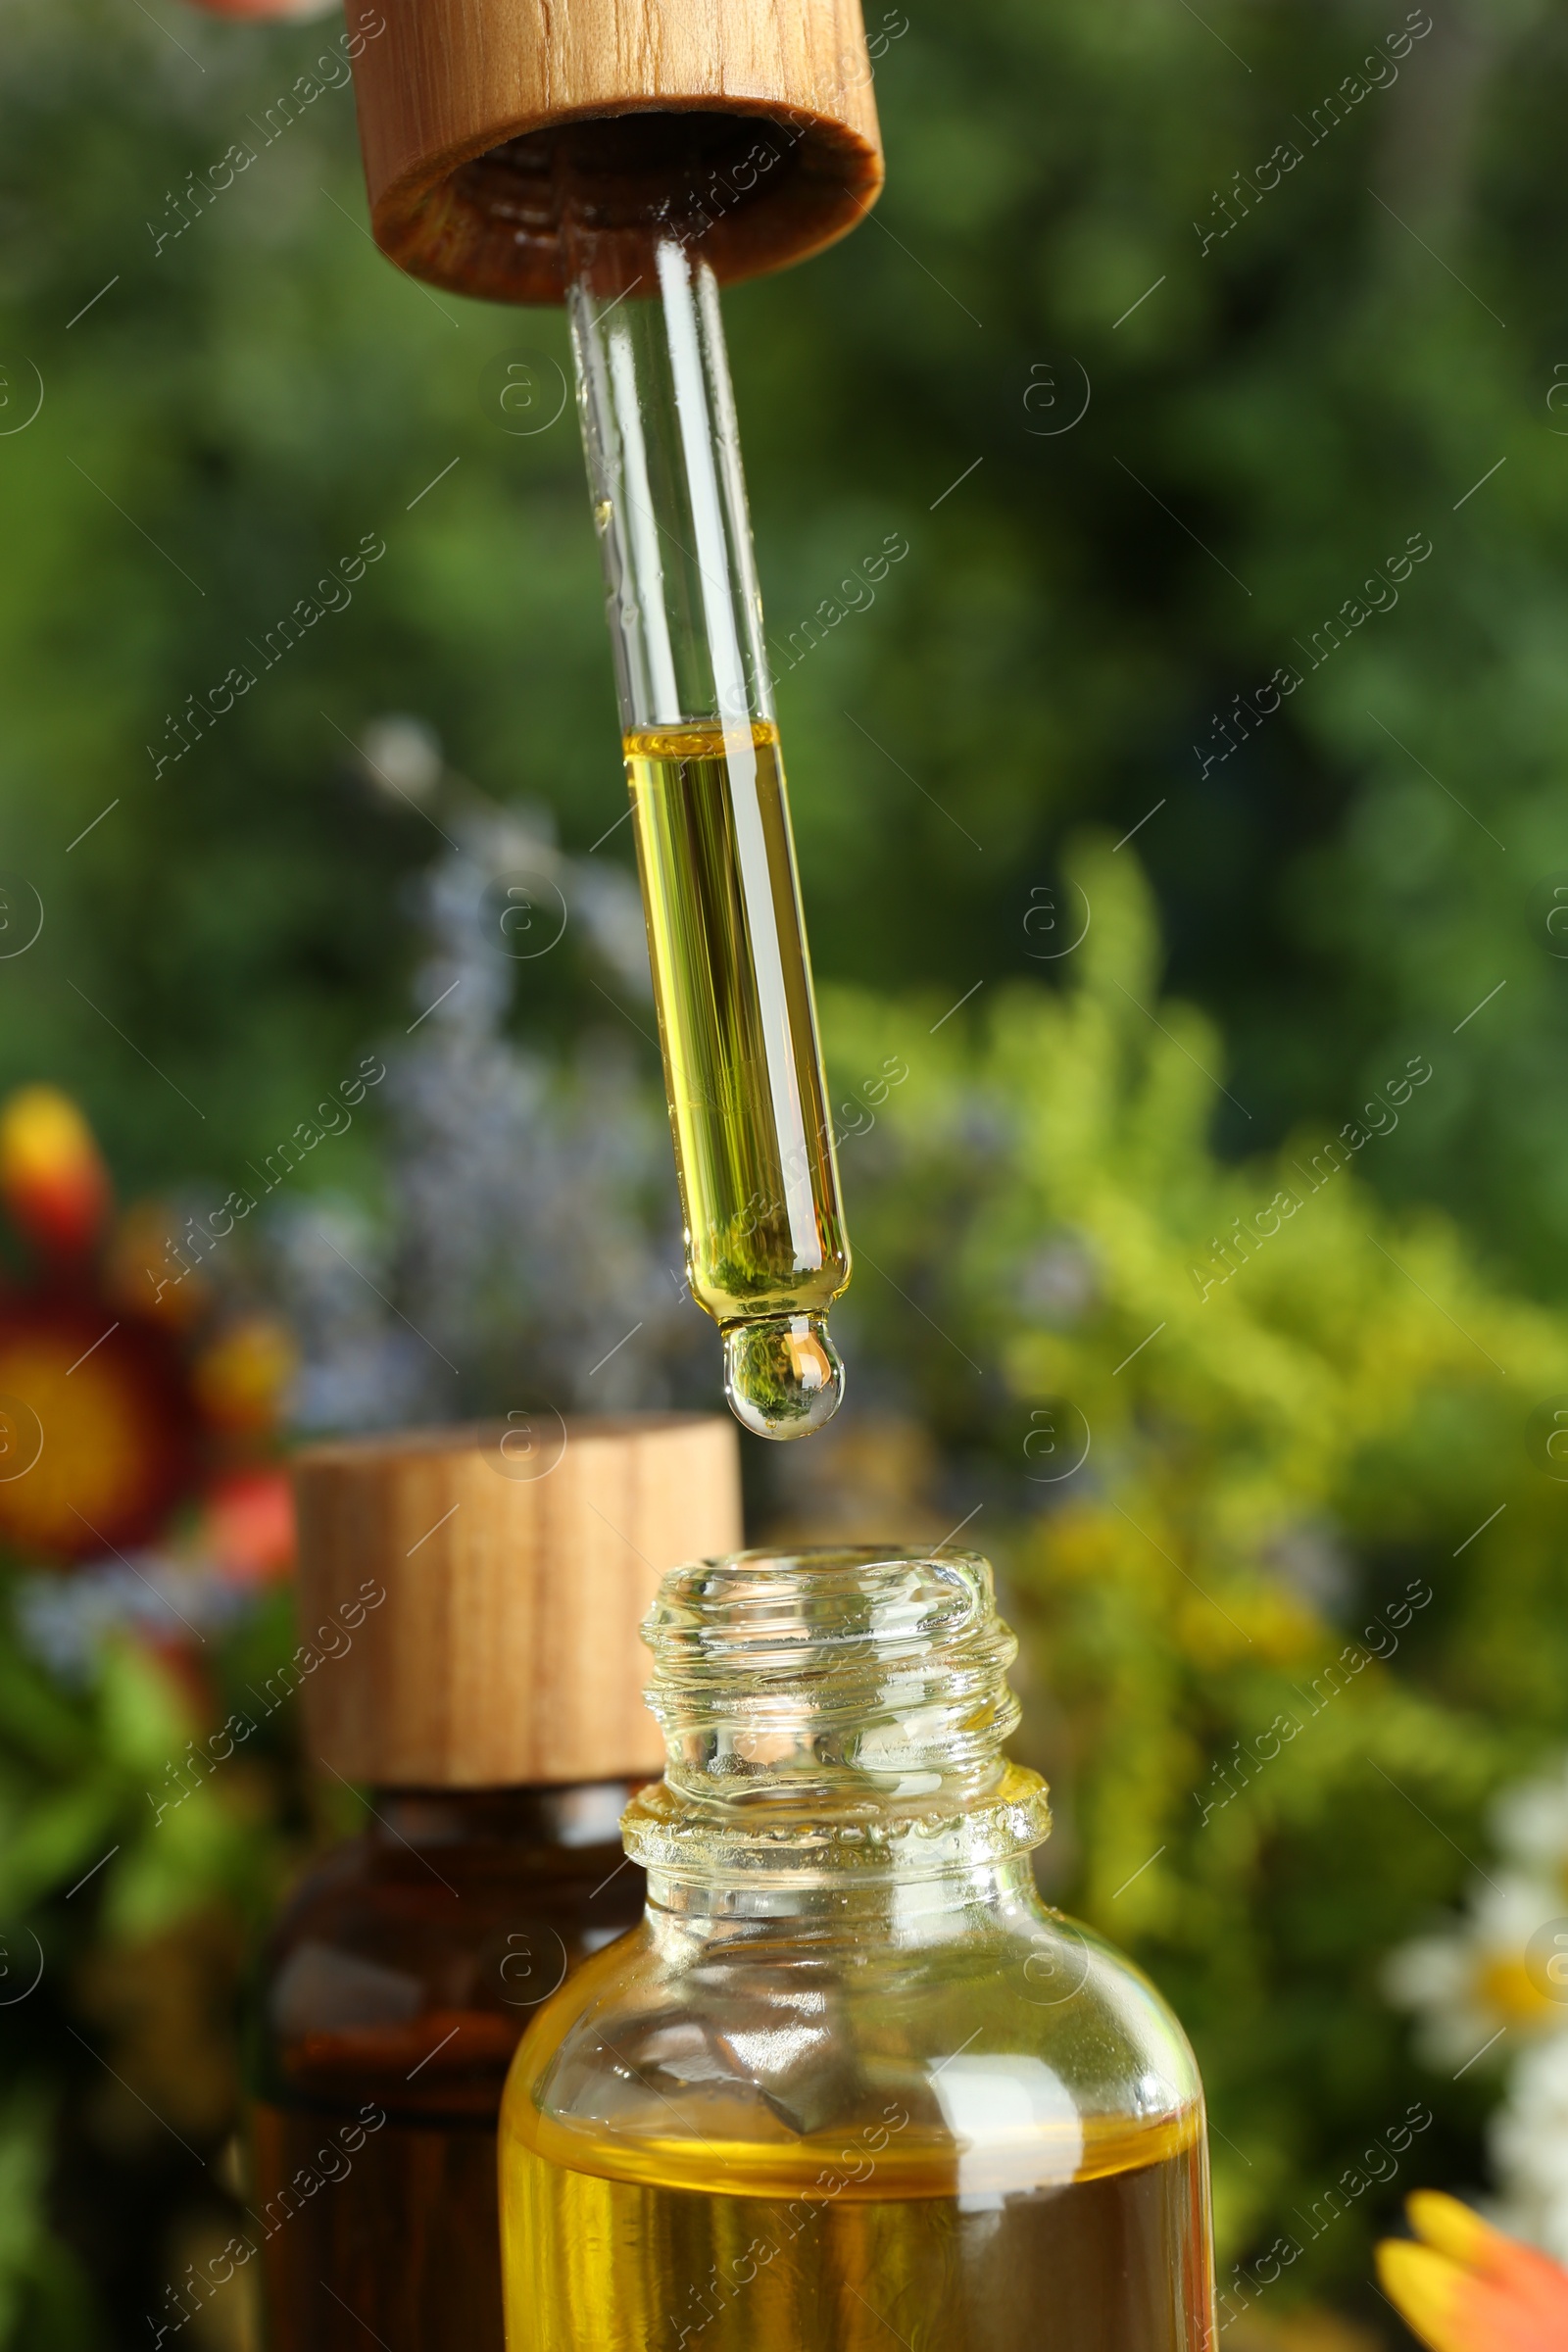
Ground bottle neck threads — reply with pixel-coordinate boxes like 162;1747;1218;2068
621;1547;1053;1893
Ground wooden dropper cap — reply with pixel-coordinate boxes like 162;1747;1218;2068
293;1413;741;1788
348;0;884;305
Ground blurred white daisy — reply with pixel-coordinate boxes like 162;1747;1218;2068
1383;1755;1568;2259
1383;1875;1567;2073
1491;2034;1568;2262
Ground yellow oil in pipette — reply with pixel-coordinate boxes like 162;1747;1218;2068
567;211;852;1437
625;718;849;1437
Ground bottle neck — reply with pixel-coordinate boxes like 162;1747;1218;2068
645;1851;1043;1943
367;1779;638;1852
622;1547;1052;1893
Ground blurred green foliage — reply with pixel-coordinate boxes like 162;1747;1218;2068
4;0;1568;1274
821;838;1568;2315
0;1596;300;2343
4;0;1568;2336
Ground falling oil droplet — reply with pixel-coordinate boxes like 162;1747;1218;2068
722;1313;844;1441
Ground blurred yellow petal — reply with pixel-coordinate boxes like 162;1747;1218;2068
1408;2191;1496;2268
191;1317;297;1432
1375;2241;1466;2352
1383;2193;1568;2350
105;1201;211;1328
0;1084;110;1254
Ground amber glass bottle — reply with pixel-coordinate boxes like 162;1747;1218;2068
250;1779;642;2349
249;1415;740;2352
501;1545;1216;2351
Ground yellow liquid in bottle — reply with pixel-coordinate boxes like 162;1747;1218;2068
625;718;850;1438
501;2102;1215;2350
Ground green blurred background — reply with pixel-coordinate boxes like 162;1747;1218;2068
5;0;1568;2341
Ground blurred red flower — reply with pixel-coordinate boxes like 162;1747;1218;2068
0;1086;296;1578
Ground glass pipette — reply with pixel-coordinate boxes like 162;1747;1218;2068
563;166;851;1440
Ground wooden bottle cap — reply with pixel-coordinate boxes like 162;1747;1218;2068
293;1413;741;1788
350;0;884;305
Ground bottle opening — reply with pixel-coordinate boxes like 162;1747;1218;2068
625;1546;1053;1884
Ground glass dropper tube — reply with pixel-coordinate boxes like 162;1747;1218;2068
564;192;851;1440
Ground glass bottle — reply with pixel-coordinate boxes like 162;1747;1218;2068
500;1545;1216;2351
248;1414;741;2352
249;1779;643;2352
